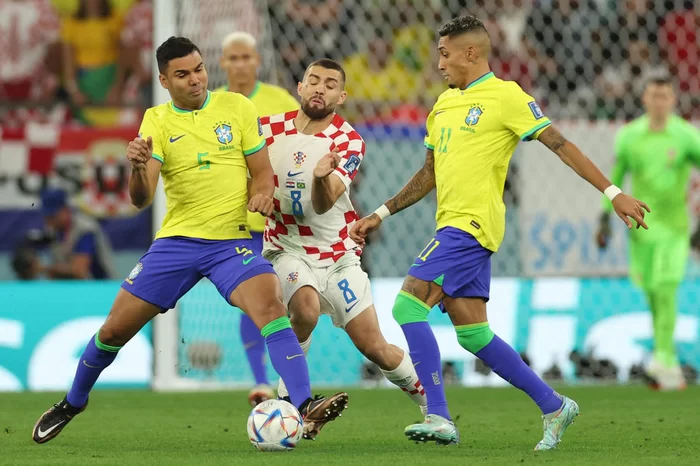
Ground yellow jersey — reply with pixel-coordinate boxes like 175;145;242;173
215;81;299;232
424;72;551;251
61;14;124;68
139;91;266;240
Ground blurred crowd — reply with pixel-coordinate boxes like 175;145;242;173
2;0;700;128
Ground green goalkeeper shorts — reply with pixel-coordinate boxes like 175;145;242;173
629;234;689;291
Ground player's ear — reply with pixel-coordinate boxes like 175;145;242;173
159;74;169;90
466;46;478;65
297;81;303;97
337;90;347;106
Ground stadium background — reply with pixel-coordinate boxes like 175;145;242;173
1;0;699;392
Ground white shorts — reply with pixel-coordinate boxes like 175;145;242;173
265;251;373;328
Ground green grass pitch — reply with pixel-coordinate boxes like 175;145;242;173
1;386;698;465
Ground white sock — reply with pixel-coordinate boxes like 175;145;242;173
380;350;427;412
277;335;312;398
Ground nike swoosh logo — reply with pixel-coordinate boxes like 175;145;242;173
82;360;100;369
169;134;186;143
345;302;359;313
286;354;304;360
242;256;257;265
287;171;303;177
414;361;420;367
36;420;65;439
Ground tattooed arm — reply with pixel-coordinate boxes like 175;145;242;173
385;149;436;215
537;125;650;229
537;125;612;193
349;149;435;245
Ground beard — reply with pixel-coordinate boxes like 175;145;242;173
301;98;335;120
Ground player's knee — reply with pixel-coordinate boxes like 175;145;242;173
392;290;430;325
255;299;287;325
289;305;319;329
97;326;127;348
288;287;320;328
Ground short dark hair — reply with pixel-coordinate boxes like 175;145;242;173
645;70;673;88
438;15;487;38
305;59;346;87
156;37;202;74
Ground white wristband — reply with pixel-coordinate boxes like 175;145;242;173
373;204;391;220
604;185;622;202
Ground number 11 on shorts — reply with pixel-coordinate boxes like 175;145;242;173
418;238;440;262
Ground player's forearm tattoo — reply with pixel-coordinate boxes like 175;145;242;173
386;150;436;215
538;126;568;154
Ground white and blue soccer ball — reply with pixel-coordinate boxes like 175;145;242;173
247;399;303;451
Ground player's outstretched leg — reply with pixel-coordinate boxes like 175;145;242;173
344;305;427;415
230;273;348;440
275;285;319;403
391;280;458;445
32;289;161;444
239;312;274;406
444;296;579;451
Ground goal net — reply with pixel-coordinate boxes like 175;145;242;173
152;0;700;391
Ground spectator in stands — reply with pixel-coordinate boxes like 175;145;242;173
60;0;126;109
604;0;666;67
343;28;420;123
659;1;700;118
482;15;532;93
120;0;153;108
0;0;61;104
33;188;116;280
524;0;604;117
269;0;360;88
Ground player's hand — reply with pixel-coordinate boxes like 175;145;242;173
595;213;612;249
612;194;650;230
248;194;274;216
350;214;383;247
313;150;341;179
126;136;153;167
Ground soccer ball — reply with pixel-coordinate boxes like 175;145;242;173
247;399;303;451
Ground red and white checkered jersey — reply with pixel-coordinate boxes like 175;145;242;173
262;110;366;266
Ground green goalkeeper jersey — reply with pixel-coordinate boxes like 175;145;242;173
603;114;700;239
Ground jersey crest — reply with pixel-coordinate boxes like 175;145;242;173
292;151;307;168
214;123;233;145
465;106;483;126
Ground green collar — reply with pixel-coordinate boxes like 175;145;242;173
463;71;495;90
247;81;261;99
222;81;260;99
170;90;211;113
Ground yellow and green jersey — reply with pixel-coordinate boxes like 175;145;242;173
424;72;551;252
138;91;265;240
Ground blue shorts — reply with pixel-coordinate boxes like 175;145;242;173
122;236;274;311
408;227;492;302
250;231;263;254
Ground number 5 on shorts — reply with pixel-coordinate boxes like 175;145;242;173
418;238;440;262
